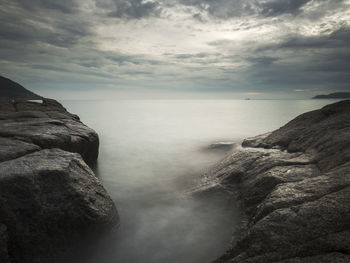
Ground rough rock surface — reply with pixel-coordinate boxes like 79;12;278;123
0;99;118;262
199;100;350;263
0;99;99;166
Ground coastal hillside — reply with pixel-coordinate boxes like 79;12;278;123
313;92;350;99
196;100;350;263
0;76;41;100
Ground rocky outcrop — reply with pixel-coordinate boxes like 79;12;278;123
0;99;99;166
198;100;350;263
0;99;119;262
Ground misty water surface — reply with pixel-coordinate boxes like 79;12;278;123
62;99;337;263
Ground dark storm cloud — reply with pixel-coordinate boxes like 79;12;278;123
259;0;310;16
242;27;350;91
246;56;279;66
207;39;233;46
0;19;91;48
192;13;206;22
0;0;349;97
13;0;79;13
0;1;92;48
0;0;166;91
257;26;350;51
174;53;211;59
106;53;165;66
179;0;256;18
95;0;162;19
179;0;345;19
31;64;73;73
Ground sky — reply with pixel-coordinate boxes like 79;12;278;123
0;0;350;99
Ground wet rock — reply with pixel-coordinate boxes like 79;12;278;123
0;97;118;262
241;132;271;148
0;99;98;167
0;149;119;263
277;252;350;263
249;100;350;171
0;137;41;162
207;100;350;262
208;142;236;151
0;224;9;263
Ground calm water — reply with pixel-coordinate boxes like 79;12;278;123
62;99;337;263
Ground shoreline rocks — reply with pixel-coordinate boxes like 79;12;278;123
0;99;119;262
0;99;99;167
198;100;350;262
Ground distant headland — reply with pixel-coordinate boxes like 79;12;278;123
0;76;41;100
313;92;350;99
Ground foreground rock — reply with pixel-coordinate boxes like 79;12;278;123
0;99;99;166
0;99;119;262
197;100;350;263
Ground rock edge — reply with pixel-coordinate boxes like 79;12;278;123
200;100;350;263
0;98;119;263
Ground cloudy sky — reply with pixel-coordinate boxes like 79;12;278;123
1;0;350;99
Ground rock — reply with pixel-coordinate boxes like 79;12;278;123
241;132;271;148
277;252;350;263
248;100;350;171
0;96;119;262
203;100;350;262
0;149;119;263
0;99;98;167
0;137;41;162
207;142;236;151
0;224;9;263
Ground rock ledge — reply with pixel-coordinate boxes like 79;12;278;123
0;99;119;263
201;100;350;263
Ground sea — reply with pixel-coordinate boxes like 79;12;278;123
61;99;338;263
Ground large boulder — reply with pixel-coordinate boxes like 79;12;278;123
0;149;118;263
243;100;350;171
201;100;350;263
0;99;99;167
0;98;119;262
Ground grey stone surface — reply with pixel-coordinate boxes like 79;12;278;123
0;99;118;263
0;99;98;166
0;137;41;162
0;149;118;263
203;100;350;263
0;224;9;263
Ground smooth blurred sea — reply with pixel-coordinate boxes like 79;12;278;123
62;99;338;263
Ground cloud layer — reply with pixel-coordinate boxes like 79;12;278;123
0;0;349;98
